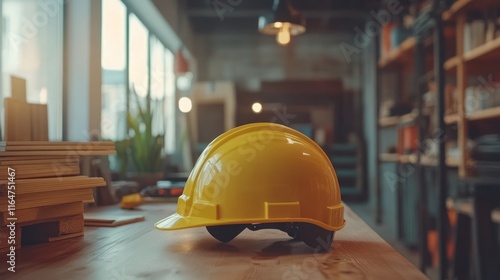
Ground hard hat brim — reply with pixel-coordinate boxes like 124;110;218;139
154;212;346;232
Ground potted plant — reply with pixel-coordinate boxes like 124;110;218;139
116;86;165;188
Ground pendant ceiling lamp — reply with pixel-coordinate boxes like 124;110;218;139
258;0;305;46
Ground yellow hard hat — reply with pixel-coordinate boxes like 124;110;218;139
155;123;345;250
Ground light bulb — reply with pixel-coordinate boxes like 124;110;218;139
273;22;283;28
252;102;262;113
276;23;291;46
178;97;192;113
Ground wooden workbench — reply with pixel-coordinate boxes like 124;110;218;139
0;203;427;279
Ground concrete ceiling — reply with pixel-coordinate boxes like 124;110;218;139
185;0;387;34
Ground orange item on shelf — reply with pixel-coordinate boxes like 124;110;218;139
399;125;419;154
427;209;457;267
381;23;396;57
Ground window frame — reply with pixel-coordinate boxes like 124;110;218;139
0;0;64;140
100;0;177;154
0;0;3;140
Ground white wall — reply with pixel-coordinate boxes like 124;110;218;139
63;0;102;141
194;32;362;92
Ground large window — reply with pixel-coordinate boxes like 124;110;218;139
164;49;176;154
151;36;176;154
100;0;177;154
1;0;63;140
101;0;127;140
150;35;165;138
128;13;149;99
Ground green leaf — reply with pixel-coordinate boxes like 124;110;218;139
117;85;166;174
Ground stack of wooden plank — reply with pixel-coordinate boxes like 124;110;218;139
0;141;115;249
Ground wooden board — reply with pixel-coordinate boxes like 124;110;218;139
0;141;115;147
0;145;114;151
378;116;399;127
0;141;116;156
10;76;27;101
4;98;32;141
0;156;70;164
379;153;399;162
0;176;106;194
443;0;500;21
444;114;459;124
0;202;84;225
0;204;427;279
0;141;115;155
84;214;145;227
444;56;459;71
0;157;79;166
0;187;92;204
467;106;500;121
0;163;80;180
0;150;116;156
0;189;94;211
48;231;84;242
464;36;500;64
29;104;49;141
378;37;416;68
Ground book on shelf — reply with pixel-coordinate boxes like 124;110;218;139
487;9;500;41
463;9;500;52
474;19;486;49
380;23;395;58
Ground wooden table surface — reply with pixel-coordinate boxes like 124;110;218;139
0;203;428;280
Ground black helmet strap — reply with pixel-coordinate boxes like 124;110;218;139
246;222;301;239
206;222;334;251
